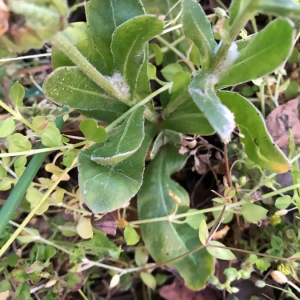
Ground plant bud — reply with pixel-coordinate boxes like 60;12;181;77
271;270;288;284
275;209;288;216
255;280;266;288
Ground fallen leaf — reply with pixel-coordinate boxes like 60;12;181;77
91;213;117;235
0;0;9;36
159;278;219;300
212;225;230;240
266;96;300;148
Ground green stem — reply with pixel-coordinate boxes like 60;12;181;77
211;0;260;72
207;244;286;261
0;109;67;236
105;84;171;132
261;183;300;199
52;32;125;102
0;100;36;132
0;157;77;257
156;36;196;72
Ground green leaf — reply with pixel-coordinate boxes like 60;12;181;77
44;67;129;123
171;72;191;94
7;134;31;153
241;203;268;223
7;253;18;267
111;15;163;99
217;19;294;88
86;0;145;73
15;283;30;300
78;122;156;213
162;93;215;136
275;196;292;209
76;216;93;239
66;272;84;291
124;226;140;245
0;166;7;179
0;118;15;138
186;209;207;230
150;129;181;159
52;22;110;75
207;241;236;260
258;0;300;19
218;91;291;173
135;246;149;266
91;107;145;165
79;119;107;143
182;0;217;70
199;219;208;245
140;272;156;290
0;280;11;292
142;0;180;15
78;231;121;259
148;63;157;80
189;75;235;141
150;43;163;65
161;63;183;81
10;82;25;106
189;44;201;68
41;123;61;147
138;145;214;290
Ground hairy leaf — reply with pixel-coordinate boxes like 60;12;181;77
189;75;235;141
51;22;110;75
91;107;145;165
44;67;129;123
218;91;291;173
111;15;163;99
162;95;215;136
138;145;214;290
86;0;145;73
78;123;156;213
258;0;300;19
182;0;217;70
217;19;294;88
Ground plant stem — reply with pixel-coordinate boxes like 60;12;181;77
0;100;36;132
211;0;260;72
156;36;196;72
261;183;300;199
0;141;87;158
105;84;171;132
52;32;124;102
161;24;183;35
0;157;77;257
0;109;67;236
207;244;287;261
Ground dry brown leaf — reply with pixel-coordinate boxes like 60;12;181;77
212;225;230;240
159;278;219;300
266;96;300;148
0;0;9;36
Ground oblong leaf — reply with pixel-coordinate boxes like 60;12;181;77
86;0;145;73
44;67;129;123
162;95;215;136
189;75;235;141
218;91;291;173
78;122;156;213
217;19;294;88
182;0;217;70
207;241;236;260
51;22;110;75
258;0;300;19
91;107;145;165
111;15;164;99
138;145;214;290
